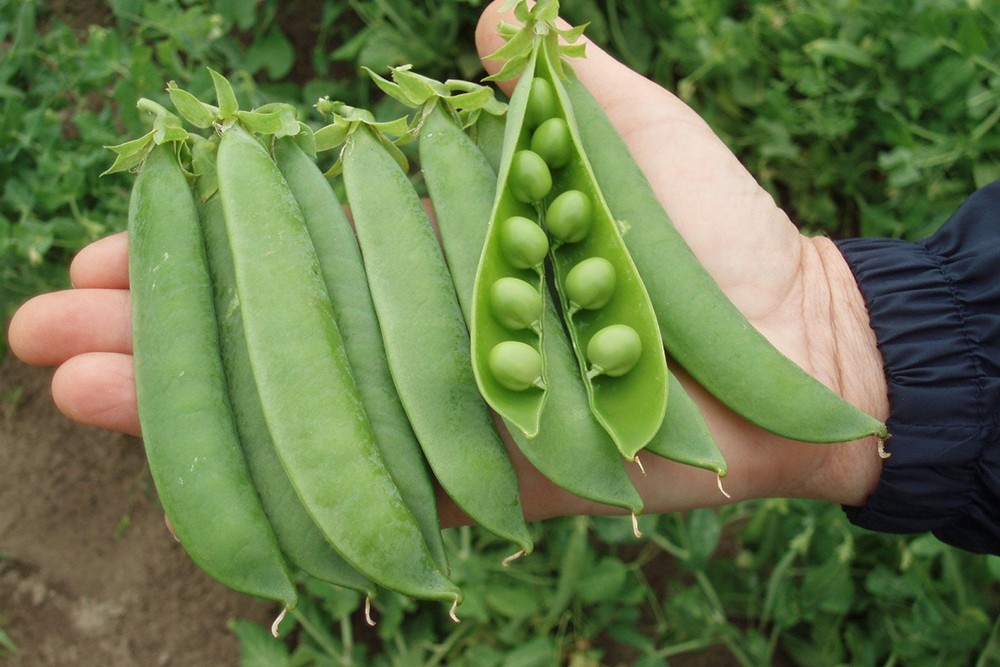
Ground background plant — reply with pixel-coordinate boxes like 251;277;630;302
1;1;998;664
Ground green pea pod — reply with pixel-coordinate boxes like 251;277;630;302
563;73;889;444
215;123;459;605
196;170;375;596
645;373;728;478
419;101;643;514
128;144;297;608
340;124;532;555
272;136;449;574
530;41;668;461
470;50;552;439
474;109;506;174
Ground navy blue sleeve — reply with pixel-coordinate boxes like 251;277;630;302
836;180;1000;555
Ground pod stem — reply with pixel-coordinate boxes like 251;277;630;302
877;435;892;459
364;596;375;627
501;548;527;568
270;606;288;638
717;474;732;500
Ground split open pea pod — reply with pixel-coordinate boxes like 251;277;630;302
470;60;554;438
530;41;668;461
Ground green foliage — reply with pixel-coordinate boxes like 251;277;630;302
0;624;17;658
233;508;1000;666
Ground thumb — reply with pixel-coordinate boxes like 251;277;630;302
473;0;804;321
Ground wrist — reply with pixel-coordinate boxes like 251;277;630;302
798;236;888;506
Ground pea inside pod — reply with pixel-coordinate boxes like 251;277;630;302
509;149;553;204
489;340;544;391
586;324;643;378
545;189;592;244
498;215;549;270
530;117;573;169
565;256;616;312
490;276;543;330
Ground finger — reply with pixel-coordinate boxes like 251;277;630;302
70;231;129;289
8;289;132;366
51;351;141;437
474;2;803;319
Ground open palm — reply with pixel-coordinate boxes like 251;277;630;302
8;0;889;523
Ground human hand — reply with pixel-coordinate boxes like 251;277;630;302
6;0;890;525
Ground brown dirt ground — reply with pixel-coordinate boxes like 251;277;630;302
0;354;275;666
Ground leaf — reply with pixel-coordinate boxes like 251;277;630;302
503;636;556;667
228;619;289;667
484;585;541;619
805;38;873;67
894;35;941;70
576;556;628;604
0;626;17;657
247;26;295;79
684;508;721;569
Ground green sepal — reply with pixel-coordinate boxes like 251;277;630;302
482;52;531;82
101;131;156;176
288;122;317;157
314;119;352;154
208;68;239;119
365;65;448;108
481;0;588;81
166;81;219;129
237;103;300;138
482;23;535;65
189;134;220;202
314;99;411;176
153;111;188;145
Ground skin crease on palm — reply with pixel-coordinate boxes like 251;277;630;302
7;0;890;530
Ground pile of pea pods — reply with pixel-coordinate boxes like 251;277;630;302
107;0;887;627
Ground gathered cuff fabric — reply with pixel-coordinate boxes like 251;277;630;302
836;180;1000;555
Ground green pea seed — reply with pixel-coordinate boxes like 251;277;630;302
508;150;553;204
490;277;543;330
525;78;557;128
489;341;543;392
587;324;643;378
530;117;573;169
498;215;549;269
545;189;592;243
565;256;616;311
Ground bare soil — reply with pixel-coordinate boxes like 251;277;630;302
0;355;274;666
